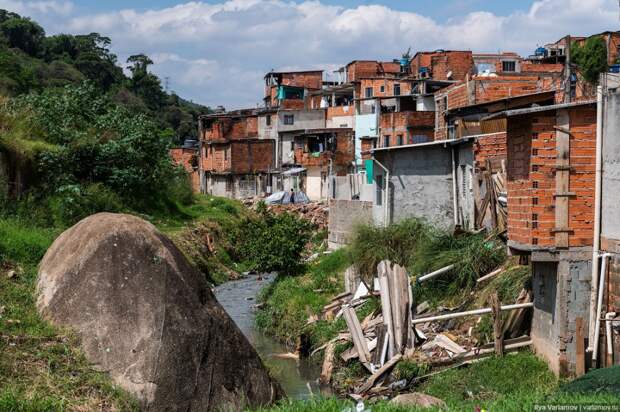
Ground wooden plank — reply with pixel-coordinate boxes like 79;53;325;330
319;341;335;384
485;159;498;229
343;305;371;368
378;260;395;358
555;109;570;249
575;317;585;377
490;293;504;356
344;265;361;294
389;264;404;353
372;324;387;365
355;354;402;394
502;289;532;339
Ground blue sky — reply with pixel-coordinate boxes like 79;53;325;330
1;0;617;108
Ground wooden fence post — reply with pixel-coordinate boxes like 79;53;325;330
490;293;504;356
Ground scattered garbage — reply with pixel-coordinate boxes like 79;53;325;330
311;259;533;401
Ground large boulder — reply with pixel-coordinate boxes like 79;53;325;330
37;213;281;411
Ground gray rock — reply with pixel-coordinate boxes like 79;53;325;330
37;213;281;411
390;392;446;408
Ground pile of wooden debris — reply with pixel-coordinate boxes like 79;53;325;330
313;260;533;401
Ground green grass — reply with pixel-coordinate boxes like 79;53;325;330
255;353;620;412
0;217;136;410
256;249;351;346
349;218;506;306
165;195;253;284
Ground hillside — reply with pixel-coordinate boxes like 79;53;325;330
0;9;210;144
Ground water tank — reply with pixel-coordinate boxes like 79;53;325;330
399;57;409;67
535;47;547;57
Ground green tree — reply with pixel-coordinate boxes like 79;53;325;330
127;54;167;110
0;15;45;56
572;36;608;84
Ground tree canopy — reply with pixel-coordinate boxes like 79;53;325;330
572;36;608;84
0;9;210;142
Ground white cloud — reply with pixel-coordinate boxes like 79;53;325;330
0;0;73;16
3;0;619;108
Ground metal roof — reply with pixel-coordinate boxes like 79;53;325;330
482;99;596;120
371;137;472;153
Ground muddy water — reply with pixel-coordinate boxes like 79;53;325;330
214;273;329;399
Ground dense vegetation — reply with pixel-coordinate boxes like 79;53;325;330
572;35;608;84
0;10;208;144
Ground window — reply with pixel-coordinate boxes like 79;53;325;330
502;60;516;72
380;85;385;93
284;114;294;125
365;87;373;98
394;84;401;96
384;135;390;147
375;174;383;206
224;148;228;161
266;114;271;126
397;134;403;146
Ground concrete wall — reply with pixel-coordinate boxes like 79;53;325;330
306;166;323;201
327;115;355;129
276;109;325;133
373;145;455;230
207;174;268;199
258;113;278;140
328;199;374;249
602;91;620;242
531;251;592;377
456;143;475;230
416;95;435;111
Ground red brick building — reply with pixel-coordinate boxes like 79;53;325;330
491;100;598;376
199;111;275;199
264;70;323;109
378;111;435;148
410;50;474;81
434;74;563;140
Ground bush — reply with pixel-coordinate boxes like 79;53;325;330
572;36;608;84
231;206;313;274
348;218;506;295
46;183;123;226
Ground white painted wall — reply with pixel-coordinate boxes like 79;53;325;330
306;166;323;201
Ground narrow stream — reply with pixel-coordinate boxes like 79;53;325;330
214;273;329;399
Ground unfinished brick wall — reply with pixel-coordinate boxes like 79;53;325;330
506;106;596;249
360;138;375;160
521;63;564;73
434;74;561;140
410;51;473;81
231;140;275;173
204;115;259;141
294;130;354;168
474;132;507;170
326;105;353;119
346;61;401;82
203;144;232;173
359;78;412;97
379;111;435;147
280;71;323;90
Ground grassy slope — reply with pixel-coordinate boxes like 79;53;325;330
0;194;245;410
255;219;618;410
0;218;138;410
256;353;619;412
